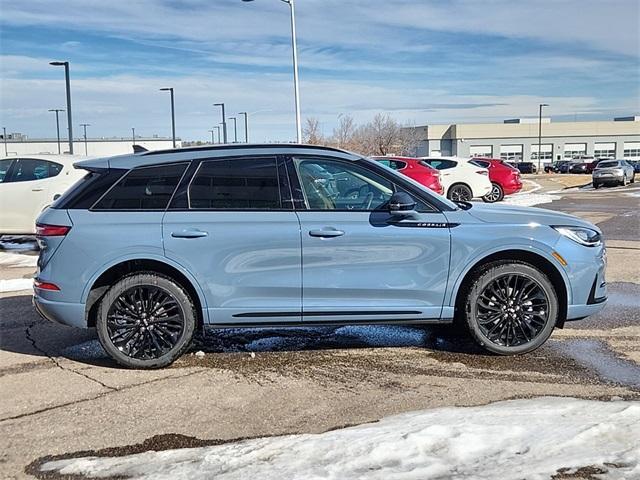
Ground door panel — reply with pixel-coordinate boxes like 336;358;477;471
163;211;302;324
297;210;450;321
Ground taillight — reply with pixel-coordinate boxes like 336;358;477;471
34;279;61;291
36;223;71;236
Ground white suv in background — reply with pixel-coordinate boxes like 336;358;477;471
0;155;89;234
420;156;492;201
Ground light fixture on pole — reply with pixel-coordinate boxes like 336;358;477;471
238;112;249;142
537;103;549;174
49;61;74;154
48;109;65;154
214;103;227;143
159;87;176;148
80;123;91;155
228;116;238;143
242;0;302;143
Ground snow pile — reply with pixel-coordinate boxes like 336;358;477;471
0;251;38;268
0;278;33;293
40;397;640;480
0;236;38;251
503;192;560;207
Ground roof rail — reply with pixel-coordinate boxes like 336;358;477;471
143;143;351;156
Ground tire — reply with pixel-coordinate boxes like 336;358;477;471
482;183;504;203
622;175;627;186
593;182;600;189
447;183;473;202
97;272;196;369
462;261;558;355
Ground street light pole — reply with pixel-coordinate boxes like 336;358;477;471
208;129;215;144
49;61;74;154
229;117;238;143
160;87;176;148
2;127;7;156
214;103;227;143
538;103;549;174
132;127;136;145
214;126;221;144
48;109;65;154
242;0;302;142
80;123;90;155
238;112;249;142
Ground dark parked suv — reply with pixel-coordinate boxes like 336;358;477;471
34;145;607;368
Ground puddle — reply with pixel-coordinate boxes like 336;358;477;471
551;339;640;389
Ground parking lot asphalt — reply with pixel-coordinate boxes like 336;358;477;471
1;177;639;479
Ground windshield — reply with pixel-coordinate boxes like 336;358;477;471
596;161;620;169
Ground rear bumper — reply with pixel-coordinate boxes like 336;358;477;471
33;294;87;328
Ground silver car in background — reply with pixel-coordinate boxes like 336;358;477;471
592;159;635;188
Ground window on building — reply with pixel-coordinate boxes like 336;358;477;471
500;145;523;162
563;143;587;160
189;157;281;210
623;142;640;160
469;145;493;158
594;143;616;159
530;144;553;161
94;163;187;210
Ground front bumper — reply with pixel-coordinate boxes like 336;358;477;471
33;293;87;328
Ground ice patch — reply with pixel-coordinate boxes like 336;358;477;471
0;251;38;268
0;278;33;293
40;397;640;480
503;192;560;207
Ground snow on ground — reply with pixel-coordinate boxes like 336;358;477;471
0;236;38;252
0;251;38;268
40;397;640;480
0;278;33;293
502;192;561;207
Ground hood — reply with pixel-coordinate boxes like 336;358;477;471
466;202;599;231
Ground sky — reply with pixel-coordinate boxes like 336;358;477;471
1;0;639;142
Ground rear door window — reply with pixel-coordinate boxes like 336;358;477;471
93;163;188;210
422;159;457;170
188;157;282;210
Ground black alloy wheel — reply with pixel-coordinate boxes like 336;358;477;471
448;184;473;202
475;273;549;347
463;262;558;355
97;273;196;368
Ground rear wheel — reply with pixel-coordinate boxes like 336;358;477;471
593;182;600;189
448;184;473;202
463;262;558;355
482;183;504;203
97;272;196;369
621;175;628;186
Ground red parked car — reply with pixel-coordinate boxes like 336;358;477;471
372;156;444;195
470;158;523;202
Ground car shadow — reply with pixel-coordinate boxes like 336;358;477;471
0;294;486;370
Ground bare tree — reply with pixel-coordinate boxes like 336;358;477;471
368;113;401;155
303;117;324;145
332;114;357;150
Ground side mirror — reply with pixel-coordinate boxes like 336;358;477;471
388;191;417;217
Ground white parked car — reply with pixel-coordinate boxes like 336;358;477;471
0;155;90;234
420;156;492;201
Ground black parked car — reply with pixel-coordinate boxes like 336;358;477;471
511;161;537;174
558;162;576;174
545;161;570;173
569;162;589;174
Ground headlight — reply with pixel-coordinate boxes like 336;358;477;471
553;226;602;247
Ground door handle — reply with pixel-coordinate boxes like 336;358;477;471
309;228;345;238
32;188;44;192
171;229;208;238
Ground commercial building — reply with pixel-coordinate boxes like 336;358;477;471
0;134;181;157
413;116;640;162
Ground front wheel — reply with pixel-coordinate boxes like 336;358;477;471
447;184;473;202
482;183;504;203
97;272;196;369
463;262;558;355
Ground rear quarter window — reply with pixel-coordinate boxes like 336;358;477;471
93;163;188;210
